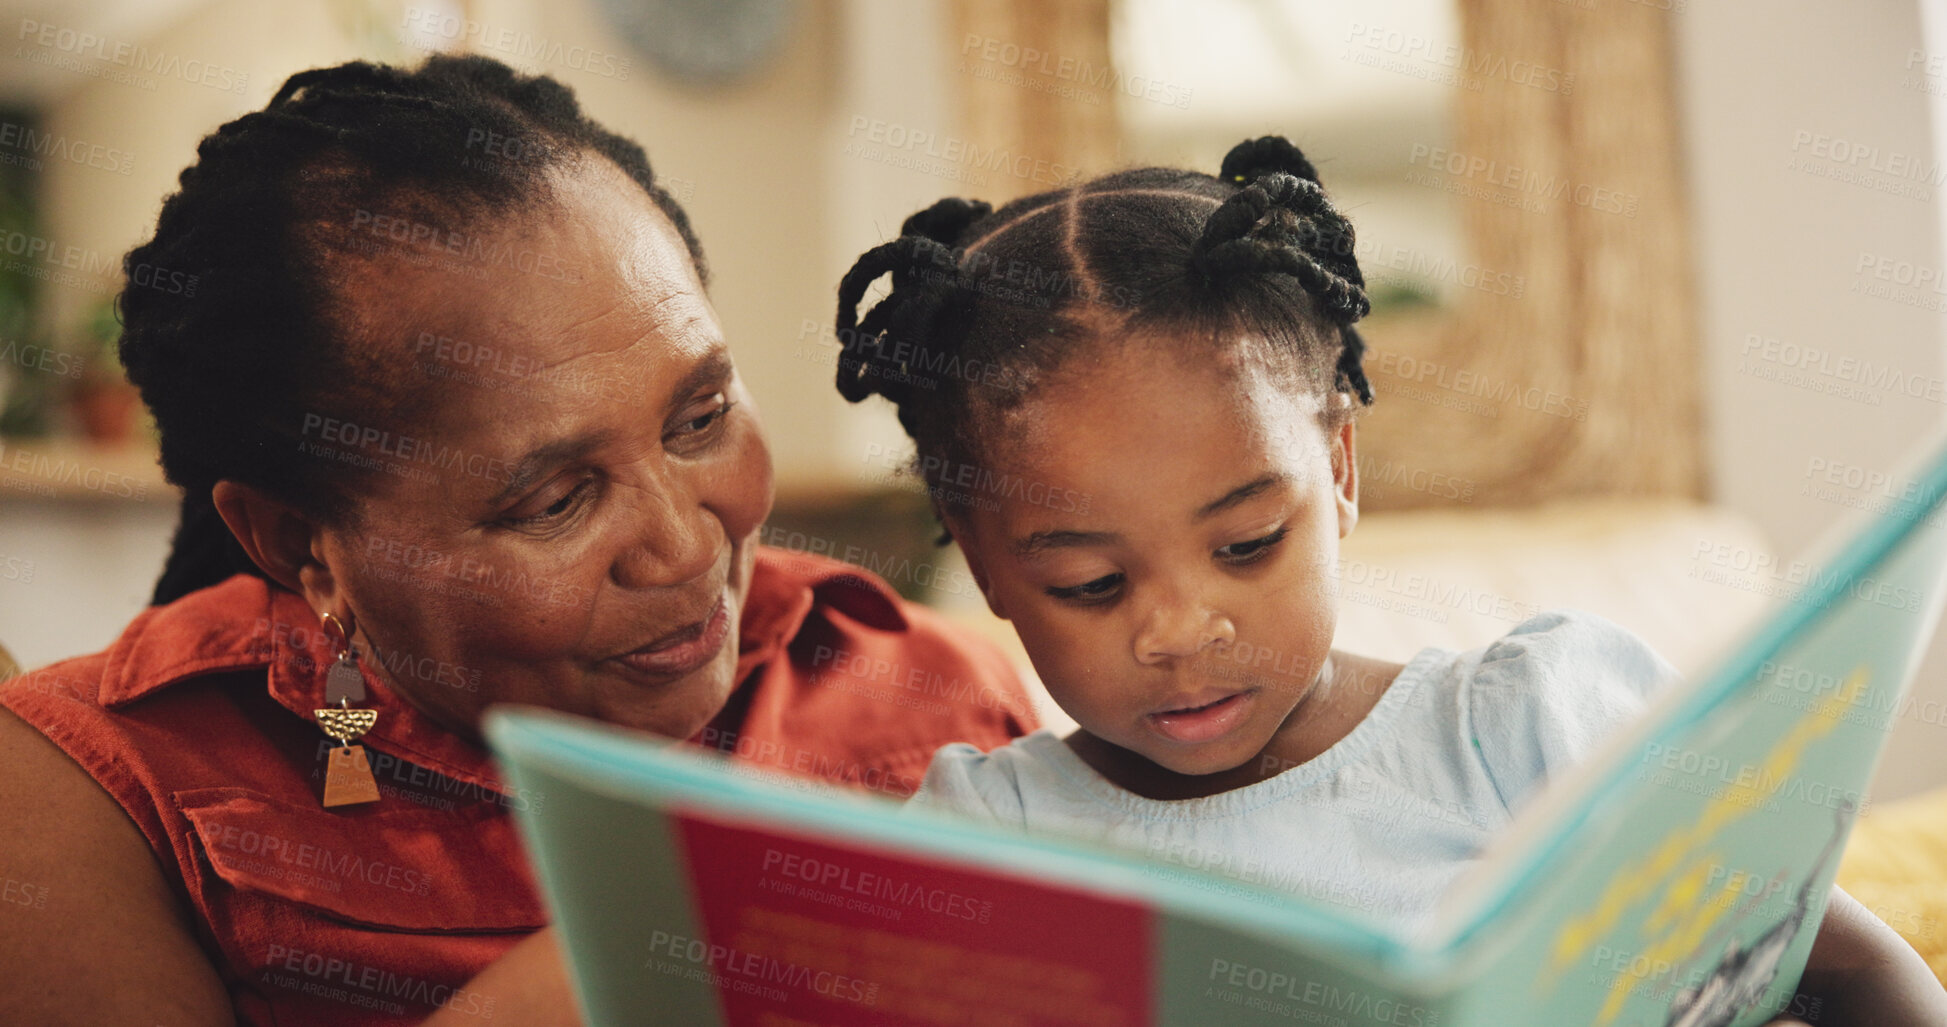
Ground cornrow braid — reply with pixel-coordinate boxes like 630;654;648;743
832;135;1376;522
902;196;993;247
834;235;961;416
1190;173;1374;403
834;197;996;431
1196;140;1373;403
125;54;704;605
1190;172;1368;322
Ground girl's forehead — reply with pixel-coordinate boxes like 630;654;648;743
990;337;1332;470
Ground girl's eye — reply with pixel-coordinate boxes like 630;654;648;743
504;477;597;529
1045;573;1123;604
1217;525;1289;564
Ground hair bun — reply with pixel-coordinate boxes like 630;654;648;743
1219;136;1321;187
900;197;993;246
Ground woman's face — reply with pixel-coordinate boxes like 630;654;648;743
310;161;773;743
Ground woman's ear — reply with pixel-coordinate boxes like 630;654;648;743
944;514;1009;621
1333;419;1359;539
210;480;337;606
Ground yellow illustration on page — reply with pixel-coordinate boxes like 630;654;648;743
1546;667;1867;1025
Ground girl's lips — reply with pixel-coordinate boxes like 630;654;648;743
1146;690;1254;744
614;596;731;678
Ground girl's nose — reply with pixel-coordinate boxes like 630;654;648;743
1133;589;1237;665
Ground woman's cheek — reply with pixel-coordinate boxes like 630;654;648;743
466;529;607;643
715;412;774;545
509;521;602;591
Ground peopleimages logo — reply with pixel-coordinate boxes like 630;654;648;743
1741;333;1946;404
1358;236;1526;299
262;944;496;1019
845;116;1080;188
400;8;630;81
0;338;84;380
1688;539;1924;613
0;120;133;175
1406;144;1638;217
1789;130;1947;184
958;33;1194;109
1368;349;1587;422
0;438;150;500
15;19;249;93
1206;958;1439;1026
1342;21;1575;95
760;846;995;923
644;930;880;1006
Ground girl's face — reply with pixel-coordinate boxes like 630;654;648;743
955;336;1357;789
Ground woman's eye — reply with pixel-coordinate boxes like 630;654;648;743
1045;573;1123;603
1217;525;1289;564
505;478;596;528
670;393;733;439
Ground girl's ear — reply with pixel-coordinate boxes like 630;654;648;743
945;515;1009;621
1332;418;1359;539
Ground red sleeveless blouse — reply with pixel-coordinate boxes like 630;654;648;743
0;547;1034;1025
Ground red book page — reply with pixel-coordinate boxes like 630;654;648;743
673;811;1153;1026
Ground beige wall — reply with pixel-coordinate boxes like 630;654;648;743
38;0;370;345
1676;0;1946;553
1674;0;1947;800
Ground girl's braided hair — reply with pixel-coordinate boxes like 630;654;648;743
833;135;1373;522
123;54;702;604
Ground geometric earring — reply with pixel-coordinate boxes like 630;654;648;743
315;611;381;808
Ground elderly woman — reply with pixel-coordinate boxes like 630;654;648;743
0;56;1033;1025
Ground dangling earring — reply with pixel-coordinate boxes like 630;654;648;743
315;611;381;808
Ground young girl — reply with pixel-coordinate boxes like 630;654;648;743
832;137;1945;1022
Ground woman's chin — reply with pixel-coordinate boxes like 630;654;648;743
594;655;741;742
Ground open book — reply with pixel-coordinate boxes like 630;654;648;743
486;436;1947;1027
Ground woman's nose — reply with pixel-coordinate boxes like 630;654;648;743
1132;586;1237;665
610;475;719;589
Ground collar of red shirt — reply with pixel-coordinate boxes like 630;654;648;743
92;548;909;798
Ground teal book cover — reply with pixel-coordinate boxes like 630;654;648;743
487;438;1947;1027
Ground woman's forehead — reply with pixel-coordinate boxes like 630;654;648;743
334;173;717;379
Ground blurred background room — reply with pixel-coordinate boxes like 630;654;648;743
0;0;1943;832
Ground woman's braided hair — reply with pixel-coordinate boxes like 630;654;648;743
123;54;702;605
833;135;1373;523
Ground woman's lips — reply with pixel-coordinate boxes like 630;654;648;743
614;596;731;678
1146;689;1254;744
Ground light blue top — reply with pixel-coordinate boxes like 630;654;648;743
911;610;1679;937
